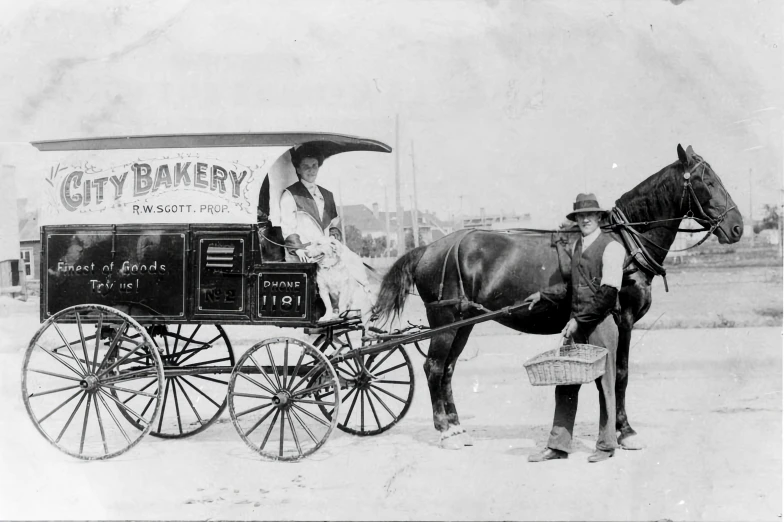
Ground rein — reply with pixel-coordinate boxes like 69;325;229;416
603;158;737;291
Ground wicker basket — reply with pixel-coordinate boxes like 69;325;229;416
524;339;608;386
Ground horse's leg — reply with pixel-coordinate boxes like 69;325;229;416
616;323;645;449
441;325;475;447
423;308;462;448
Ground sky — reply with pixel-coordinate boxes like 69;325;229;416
0;0;781;227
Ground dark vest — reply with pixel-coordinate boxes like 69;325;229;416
285;181;339;230
570;231;620;316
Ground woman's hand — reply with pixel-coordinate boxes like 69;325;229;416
522;292;541;310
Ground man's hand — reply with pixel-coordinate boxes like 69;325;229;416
522;292;541;310
295;250;309;263
561;318;578;339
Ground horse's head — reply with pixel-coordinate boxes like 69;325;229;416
676;144;744;244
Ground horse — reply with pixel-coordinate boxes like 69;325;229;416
373;144;743;449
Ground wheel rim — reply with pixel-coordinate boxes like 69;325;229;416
229;337;339;461
115;324;234;439
315;330;415;436
22;305;163;460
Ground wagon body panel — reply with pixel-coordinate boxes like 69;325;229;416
42;223;320;326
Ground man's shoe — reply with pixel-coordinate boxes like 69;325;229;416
528;448;568;463
587;449;614;463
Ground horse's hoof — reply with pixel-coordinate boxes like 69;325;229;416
619;434;646;450
439;426;467;450
453;431;474;447
439;437;463;450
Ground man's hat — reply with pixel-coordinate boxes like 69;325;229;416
284;234;310;251
566;193;609;222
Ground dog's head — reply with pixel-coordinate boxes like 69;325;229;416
304;236;342;268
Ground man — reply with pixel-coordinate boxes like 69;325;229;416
522;193;625;463
279;145;342;262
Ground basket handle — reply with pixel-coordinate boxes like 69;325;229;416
557;335;576;357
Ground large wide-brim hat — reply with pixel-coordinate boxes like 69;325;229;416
566;193;609;222
284;233;310;251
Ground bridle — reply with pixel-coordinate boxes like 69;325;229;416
606;158;737;253
603;157;737;291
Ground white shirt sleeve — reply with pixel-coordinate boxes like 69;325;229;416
279;190;298;238
600;240;626;289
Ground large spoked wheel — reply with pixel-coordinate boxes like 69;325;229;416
116;324;235;439
21;304;163;460
228;337;340;461
315;329;415;436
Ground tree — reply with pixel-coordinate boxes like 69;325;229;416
753;204;780;234
344;225;365;253
404;230;427;251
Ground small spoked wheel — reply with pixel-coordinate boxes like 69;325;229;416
320;338;415;436
120;324;235;439
21;304;163;460
228;337;339;461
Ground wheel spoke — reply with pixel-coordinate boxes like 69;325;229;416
369;383;406;403
368;347;397;374
98;337;146;377
279;409;285;457
249;354;280;392
157;379;171;433
34;344;84;378
96;391;131;444
52;323;88;376
282;341;289;390
290;403;330;429
91;312;103;373
173;377;204;426
236;401;273;420
259;409;280;452
237;372;276;396
100;383;157;398
171;377;183;435
368;386;398;419
289;362;328;395
75;312;91;374
366;389;382;429
79;392;92;455
179;376;222;408
289;407;319;444
286;409;303;458
290;398;339;407
38;390;82;424
55;392;87;443
343;387;360;424
98;390;150;426
28;368;82;382
92;394;107;455
96;319;127;373
189;374;230;386
28;383;81;398
265;345;283;390
287;349;306;389
233;392;273;400
291;380;336;398
371;361;408;378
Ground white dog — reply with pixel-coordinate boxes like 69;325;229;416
304;236;375;327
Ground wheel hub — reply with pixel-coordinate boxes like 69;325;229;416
79;374;100;392
272;391;291;408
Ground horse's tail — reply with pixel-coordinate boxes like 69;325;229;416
374;246;428;325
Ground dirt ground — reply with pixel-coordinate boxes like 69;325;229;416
0;284;781;521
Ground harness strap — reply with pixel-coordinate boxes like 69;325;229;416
609;208;669;292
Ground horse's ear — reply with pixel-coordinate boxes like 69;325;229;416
677;144;689;165
685;145;695;156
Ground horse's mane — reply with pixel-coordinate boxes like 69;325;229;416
615;160;684;223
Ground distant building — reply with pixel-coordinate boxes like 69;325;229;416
461;208;532;230
341;203;453;249
19;202;40;283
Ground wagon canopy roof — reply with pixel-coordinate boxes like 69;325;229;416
31;132;392;157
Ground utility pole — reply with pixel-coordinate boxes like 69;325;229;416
395;114;405;255
410;140;420;248
749;168;754;247
384;185;391;259
338;178;346;243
